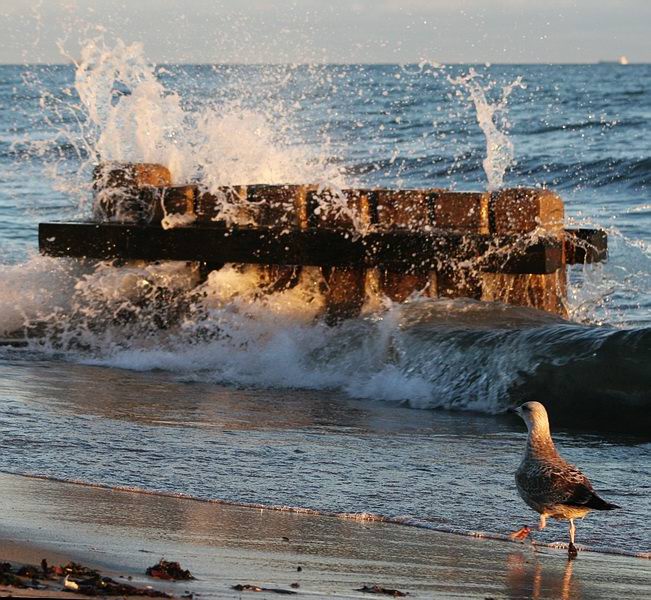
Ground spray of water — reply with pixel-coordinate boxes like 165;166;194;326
448;68;525;190
31;34;347;221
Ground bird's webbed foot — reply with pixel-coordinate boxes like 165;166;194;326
509;526;531;542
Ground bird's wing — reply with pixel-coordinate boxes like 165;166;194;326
517;460;595;508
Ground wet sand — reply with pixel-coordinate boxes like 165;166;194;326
0;472;649;599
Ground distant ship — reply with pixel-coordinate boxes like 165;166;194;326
598;55;629;65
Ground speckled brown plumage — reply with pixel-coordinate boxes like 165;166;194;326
511;401;619;558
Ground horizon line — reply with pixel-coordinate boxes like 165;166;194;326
0;61;648;67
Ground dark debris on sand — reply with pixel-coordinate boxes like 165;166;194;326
0;558;173;597
356;584;408;597
146;559;194;581
0;562;29;589
232;583;297;595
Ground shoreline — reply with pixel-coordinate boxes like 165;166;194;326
1;472;649;599
4;470;648;561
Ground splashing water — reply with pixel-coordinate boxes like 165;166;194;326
1;29;650;567
35;35;347;217
448;68;525;190
74;38;190;181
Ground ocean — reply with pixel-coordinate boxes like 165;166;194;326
0;40;649;557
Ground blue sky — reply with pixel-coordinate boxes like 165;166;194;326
0;0;649;64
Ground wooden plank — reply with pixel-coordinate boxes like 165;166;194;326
247;184;312;228
430;191;490;299
489;188;564;235
378;271;432;302
246;185;310;293
322;266;366;324
92;163;173;224
39;222;564;274
307;188;373;229
92;163;172;190
437;267;482;300
432;191;490;233
150;185;197;223
195;186;247;223
482;270;567;315
376;190;433;230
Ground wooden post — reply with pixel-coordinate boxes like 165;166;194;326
93;162;172;189
247;184;311;229
91;162;201;294
195;184;312;288
309;188;371;323
247;185;312;292
195;186;249;280
149;185;197;227
195;186;248;224
92;162;172;223
375;190;436;302
432;191;490;299
482;188;567;315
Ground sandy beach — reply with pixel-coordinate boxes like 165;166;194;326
0;472;649;599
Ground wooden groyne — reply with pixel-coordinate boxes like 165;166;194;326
39;162;607;322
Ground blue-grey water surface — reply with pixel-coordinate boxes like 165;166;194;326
0;61;649;556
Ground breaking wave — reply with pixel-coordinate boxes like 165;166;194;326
1;258;648;434
66;306;651;434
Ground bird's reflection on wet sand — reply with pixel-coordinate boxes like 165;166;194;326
507;552;578;599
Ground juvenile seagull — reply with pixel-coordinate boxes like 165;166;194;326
510;401;619;558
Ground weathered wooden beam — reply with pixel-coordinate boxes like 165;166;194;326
245;185;311;293
433;191;490;233
39;222;564;274
92;162;173;223
150;185;197;225
83;162;610;318
489;188;564;235
93;162;172;190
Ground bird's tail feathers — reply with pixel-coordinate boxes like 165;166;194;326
586;493;620;511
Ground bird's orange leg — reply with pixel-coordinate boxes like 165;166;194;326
539;514;547;530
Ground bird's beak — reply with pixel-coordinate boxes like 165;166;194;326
508;406;519;415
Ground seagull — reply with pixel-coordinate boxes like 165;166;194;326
510;401;619;558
